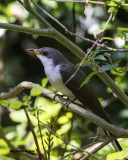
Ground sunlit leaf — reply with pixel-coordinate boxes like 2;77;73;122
93;29;103;38
123;45;128;49
101;37;115;41
58;115;69;124
10;100;22;109
80;72;97;88
0;139;10;155
107;148;128;160
41;78;48;88
30;84;43;96
115;33;124;39
107;2;117;6
118;27;128;31
57;123;71;135
0;100;8;108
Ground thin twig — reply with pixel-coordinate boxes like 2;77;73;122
37;110;47;159
50;0;128;6
40;121;101;160
64;13;113;85
80;136;115;160
114;62;128;73
61;139;105;160
24;109;42;160
32;1;128;52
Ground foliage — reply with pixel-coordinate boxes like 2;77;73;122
0;0;128;160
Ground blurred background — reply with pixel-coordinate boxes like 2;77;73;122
0;0;128;159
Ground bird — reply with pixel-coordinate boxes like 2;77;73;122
26;47;122;151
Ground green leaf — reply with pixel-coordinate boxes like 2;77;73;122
93;29;103;38
114;61;120;65
107;148;128;160
108;7;118;19
104;52;111;58
115;33;124;39
123;45;128;49
80;72;97;88
101;37;115;41
10;100;22;109
30;84;43;96
122;148;128;158
107;2;117;6
114;0;125;6
118;27;128;31
0;100;8;108
95;55;107;61
41;78;48;88
82;62;94;67
107;151;123;160
98;64;119;72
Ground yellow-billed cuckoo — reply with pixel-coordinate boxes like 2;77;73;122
26;47;122;151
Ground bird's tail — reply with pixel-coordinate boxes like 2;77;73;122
103;130;122;151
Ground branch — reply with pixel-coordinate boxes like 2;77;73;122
24;109;42;160
65;13;113;85
0;22;52;37
50;0;128;6
80;136;115;160
18;0;51;28
0;81;128;138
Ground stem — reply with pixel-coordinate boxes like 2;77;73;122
80;136;115;160
24;109;42;160
0;22;52;37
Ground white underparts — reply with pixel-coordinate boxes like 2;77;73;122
37;55;76;99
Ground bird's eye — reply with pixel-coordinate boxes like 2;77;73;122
43;51;48;56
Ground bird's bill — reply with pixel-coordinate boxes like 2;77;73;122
26;48;40;55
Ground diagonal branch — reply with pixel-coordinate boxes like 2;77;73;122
0;81;128;138
17;0;51;28
80;136;115;160
65;13;113;85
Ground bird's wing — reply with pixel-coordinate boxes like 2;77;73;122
60;64;110;122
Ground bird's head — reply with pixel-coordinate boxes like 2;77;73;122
26;47;67;66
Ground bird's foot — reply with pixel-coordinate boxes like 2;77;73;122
64;98;77;110
53;93;64;104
